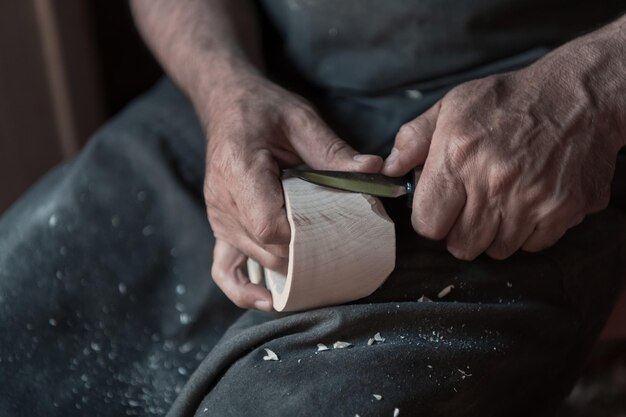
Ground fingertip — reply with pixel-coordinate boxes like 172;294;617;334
381;148;402;176
352;154;384;172
243;282;273;311
254;298;273;312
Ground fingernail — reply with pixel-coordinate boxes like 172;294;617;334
353;154;375;163
254;299;272;311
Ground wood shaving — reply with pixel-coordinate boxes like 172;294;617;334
417;295;432;302
317;343;329;352
373;394;382;400
393;408;400;417
262;348;279;361
368;332;385;346
457;369;472;379
437;284;455;299
333;341;352;349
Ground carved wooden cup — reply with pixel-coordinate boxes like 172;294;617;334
247;177;396;312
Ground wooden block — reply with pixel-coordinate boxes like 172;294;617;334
248;177;396;312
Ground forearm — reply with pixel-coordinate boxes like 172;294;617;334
522;15;626;148
130;0;263;110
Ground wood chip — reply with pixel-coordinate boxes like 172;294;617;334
437;284;454;299
417;295;432;302
262;348;279;361
368;332;385;346
373;394;382;400
393;408;400;417
333;341;352;349
506;281;513;288
317;343;329;352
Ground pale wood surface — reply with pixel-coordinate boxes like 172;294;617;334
248;177;396;312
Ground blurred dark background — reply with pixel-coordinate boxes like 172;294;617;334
0;0;161;213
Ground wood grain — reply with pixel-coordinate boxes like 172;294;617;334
248;177;396;312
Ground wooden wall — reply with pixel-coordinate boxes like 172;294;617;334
0;0;105;213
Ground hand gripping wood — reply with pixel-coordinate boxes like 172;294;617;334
247;177;396;312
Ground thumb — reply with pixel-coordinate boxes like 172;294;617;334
382;101;441;176
288;111;383;173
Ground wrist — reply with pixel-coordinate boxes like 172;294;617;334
572;25;626;148
520;21;626;149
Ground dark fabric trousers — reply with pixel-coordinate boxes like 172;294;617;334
1;79;625;417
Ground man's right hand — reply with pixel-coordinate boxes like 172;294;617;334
200;73;383;311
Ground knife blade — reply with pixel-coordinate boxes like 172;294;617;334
282;169;421;205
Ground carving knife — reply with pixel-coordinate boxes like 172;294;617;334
282;169;421;206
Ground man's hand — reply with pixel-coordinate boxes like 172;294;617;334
131;0;382;311
382;35;625;260
203;74;382;310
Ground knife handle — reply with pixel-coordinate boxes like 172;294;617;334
404;167;422;208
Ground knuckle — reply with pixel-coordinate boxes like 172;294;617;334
203;183;218;208
249;148;275;169
411;212;447;240
211;264;226;284
523;228;560;252
324;138;351;161
445;135;474;169
205;209;217;228
251;219;280;244
263;254;286;272
447;243;476;261
486;163;516;199
397;124;418;144
486;241;514;260
288;105;320;128
446;226;483;261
